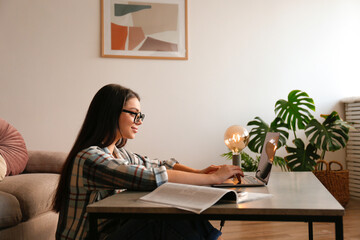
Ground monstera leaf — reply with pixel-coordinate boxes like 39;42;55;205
274;156;289;171
305;111;351;160
275;90;315;136
247;117;289;154
285;138;320;171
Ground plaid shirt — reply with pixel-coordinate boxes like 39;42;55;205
56;146;177;240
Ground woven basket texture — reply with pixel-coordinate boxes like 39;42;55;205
313;160;349;207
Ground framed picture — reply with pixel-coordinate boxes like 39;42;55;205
101;0;188;60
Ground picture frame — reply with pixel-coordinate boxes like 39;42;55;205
101;0;188;60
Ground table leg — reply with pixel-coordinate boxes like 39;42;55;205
88;213;98;240
335;217;344;240
308;221;313;240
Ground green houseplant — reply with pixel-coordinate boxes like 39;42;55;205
246;89;352;171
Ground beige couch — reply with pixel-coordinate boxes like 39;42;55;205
0;150;67;240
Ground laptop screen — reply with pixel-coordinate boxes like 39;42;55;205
255;132;280;184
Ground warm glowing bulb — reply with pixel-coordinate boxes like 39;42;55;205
224;125;249;155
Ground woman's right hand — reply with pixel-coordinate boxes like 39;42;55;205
211;165;243;184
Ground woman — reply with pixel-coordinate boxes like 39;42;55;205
53;84;243;240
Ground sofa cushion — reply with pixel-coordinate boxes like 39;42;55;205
0;154;6;181
0;118;28;176
25;150;67;174
0;173;59;221
0;191;22;229
0;211;58;240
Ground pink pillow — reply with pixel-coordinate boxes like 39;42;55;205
0;118;28;176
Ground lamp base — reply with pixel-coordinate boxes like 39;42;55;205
232;154;241;168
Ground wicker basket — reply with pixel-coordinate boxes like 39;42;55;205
313;160;350;207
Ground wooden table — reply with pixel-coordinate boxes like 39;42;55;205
87;172;344;240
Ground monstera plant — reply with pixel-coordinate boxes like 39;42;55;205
247;90;352;171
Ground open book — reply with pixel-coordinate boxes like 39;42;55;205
139;182;272;214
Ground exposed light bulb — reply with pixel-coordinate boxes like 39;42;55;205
224;125;249;167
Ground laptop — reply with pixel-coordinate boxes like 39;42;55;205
212;132;280;187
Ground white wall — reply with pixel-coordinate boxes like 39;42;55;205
1;0;360;169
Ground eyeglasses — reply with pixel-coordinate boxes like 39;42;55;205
122;109;145;123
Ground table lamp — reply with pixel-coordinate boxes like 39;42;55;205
224;125;249;167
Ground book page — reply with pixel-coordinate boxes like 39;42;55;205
139;182;237;214
236;192;273;203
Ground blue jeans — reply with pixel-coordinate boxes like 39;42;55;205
105;219;222;240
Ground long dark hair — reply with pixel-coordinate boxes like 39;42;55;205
53;84;140;212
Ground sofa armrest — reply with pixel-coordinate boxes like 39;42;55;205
24;150;67;174
0;191;22;229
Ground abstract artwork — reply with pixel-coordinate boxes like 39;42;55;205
101;0;188;59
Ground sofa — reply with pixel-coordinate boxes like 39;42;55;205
0;150;67;240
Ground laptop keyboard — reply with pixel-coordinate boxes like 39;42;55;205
242;175;260;184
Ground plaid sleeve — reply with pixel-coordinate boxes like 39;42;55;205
144;156;178;169
120;148;178;169
77;147;168;191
